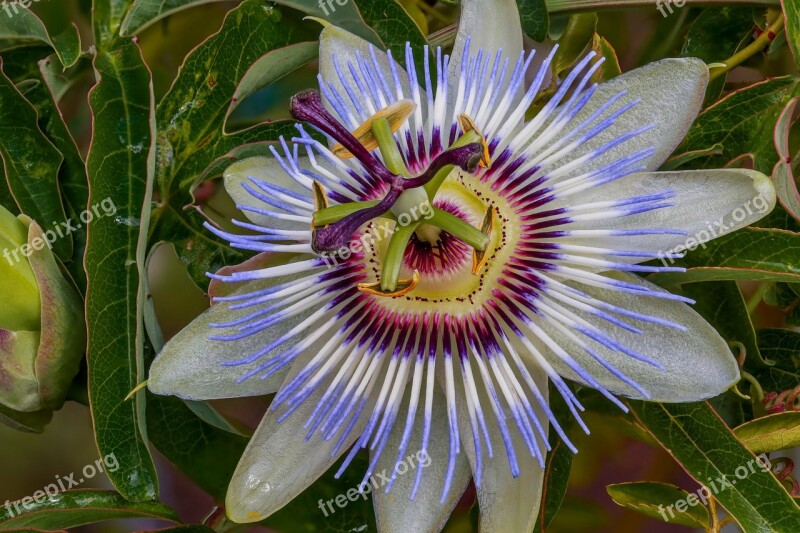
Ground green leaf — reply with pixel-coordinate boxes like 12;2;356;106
14;52;89;289
606;482;710;528
735;412;800;452
517;0;549;41
146;393;249;501
590;33;620;82
681;7;753;101
681;281;765;367
533;384;574;531
121;0;228;35
647;228;800;286
226;41;319;123
629;401;800;532
85;38;158;502
155;0;316;195
353;0;429;59
754;328;800;392
771;95;800;223
533;435;573;531
149;193;255;288
40;52;92;102
152;1;318;286
552;13;596;79
782;0;800;68
0;58;71;261
679;281;759;426
676;76;800;174
93;0;134;48
0;490;178;530
0;47;89;288
0;7;81;67
271;0;383;45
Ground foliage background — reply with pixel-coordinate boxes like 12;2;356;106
1;0;800;532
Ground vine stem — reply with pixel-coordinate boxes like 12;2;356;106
746;283;770;315
709;14;785;82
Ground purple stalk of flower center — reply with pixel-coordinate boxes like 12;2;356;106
291;90;483;253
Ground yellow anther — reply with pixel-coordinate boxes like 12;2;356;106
472;207;494;275
358;270;420;297
333;100;417;159
458;114;491;168
312;181;328;212
311;181;329;232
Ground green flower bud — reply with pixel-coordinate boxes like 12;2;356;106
0;206;85;415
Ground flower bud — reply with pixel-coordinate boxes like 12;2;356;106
0;206;85;414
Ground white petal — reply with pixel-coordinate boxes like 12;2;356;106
148;268;313;400
224;156;312;229
453;358;547;533
558;168;776;260
372;386;471;533
537;272;740;402
556;57;708;172
226;352;367;523
318;24;414;127
449;0;524;101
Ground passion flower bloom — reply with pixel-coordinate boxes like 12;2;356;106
149;0;776;530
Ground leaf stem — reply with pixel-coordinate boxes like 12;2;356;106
709;15;785;82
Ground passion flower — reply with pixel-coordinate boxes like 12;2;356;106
148;0;776;530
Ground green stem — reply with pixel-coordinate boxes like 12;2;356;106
709;14;785;82
313;200;385;227
381;222;419;292
424;131;483;199
430;207;490;251
746;283;770;315
373;117;409;177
